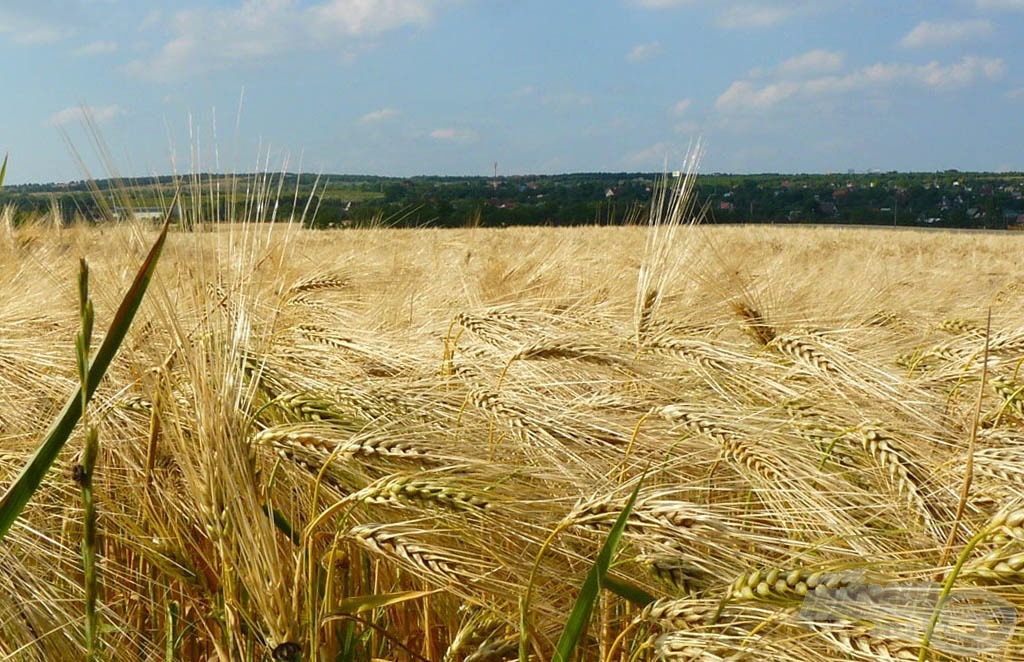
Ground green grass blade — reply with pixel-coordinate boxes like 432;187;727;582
552;475;645;662
165;599;180;662
265;504;301;546
602;575;655;607
0;153;7;187
0;206;173;541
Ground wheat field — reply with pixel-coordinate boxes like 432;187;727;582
1;186;1023;660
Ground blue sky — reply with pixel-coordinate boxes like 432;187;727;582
3;1;1024;184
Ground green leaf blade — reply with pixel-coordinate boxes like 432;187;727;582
602;575;656;607
552;474;645;662
0;205;174;541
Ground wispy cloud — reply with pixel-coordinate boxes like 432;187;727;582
717;4;794;29
46;104;124;127
72;40;117;56
430;127;478;143
900;19;993;48
717;80;800;111
0;2;94;45
633;1;834;29
669;98;698;133
716;55;1005;111
360;108;400;123
626;41;661;63
670;99;692;115
0;0;96;16
778;49;844;77
126;0;449;81
309;0;434;36
916;56;1005;87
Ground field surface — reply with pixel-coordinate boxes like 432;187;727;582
1;215;1023;660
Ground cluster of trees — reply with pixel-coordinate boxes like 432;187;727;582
312;174;658;228
3;171;1023;229
311;171;1024;229
695;172;1021;228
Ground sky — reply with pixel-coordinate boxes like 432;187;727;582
3;1;1024;184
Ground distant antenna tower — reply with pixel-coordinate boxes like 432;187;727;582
493;162;498;190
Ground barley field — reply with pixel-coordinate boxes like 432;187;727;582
1;187;1023;660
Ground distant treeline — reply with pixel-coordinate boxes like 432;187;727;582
3;170;1024;229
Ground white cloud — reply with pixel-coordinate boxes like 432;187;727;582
917;55;1005;88
670;99;692;115
626;41;662;63
632;1;835;29
716;80;800;110
430;127;478;142
360;108;400;122
72;40;117;56
778;49;844;77
900;19;993;48
717;4;792;28
46;105;125;127
716;55;1005;111
126;0;448;80
309;0;433;37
